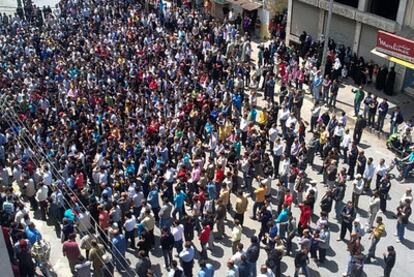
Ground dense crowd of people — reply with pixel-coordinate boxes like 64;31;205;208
0;0;413;277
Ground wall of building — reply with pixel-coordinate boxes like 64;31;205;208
325;14;356;46
287;0;411;93
358;25;384;64
403;0;414;28
290;0;320;39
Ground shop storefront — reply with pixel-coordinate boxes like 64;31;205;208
371;30;414;95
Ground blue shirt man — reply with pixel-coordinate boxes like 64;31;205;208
206;182;217;200
198;262;215;277
147;186;160;209
25;224;42;245
174;190;186;209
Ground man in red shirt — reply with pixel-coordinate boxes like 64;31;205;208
198;222;211;260
63;233;81;274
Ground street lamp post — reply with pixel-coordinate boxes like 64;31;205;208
320;0;334;78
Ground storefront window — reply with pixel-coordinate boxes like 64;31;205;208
369;0;399;21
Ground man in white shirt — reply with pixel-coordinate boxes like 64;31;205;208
42;165;53;187
132;186;145;216
171;220;184;256
279;155;290;186
375;159;387;190
268;123;278;152
310;102;321;132
278;106;290;137
231;243;246;267
77;210;92;236
367;192;380;230
285;113;297;131
352;174;364;209
239;114;250;146
36;182;49;220
123;211;137;249
340;129;352;163
333;123;345;149
273;138;284;178
363;157;376;191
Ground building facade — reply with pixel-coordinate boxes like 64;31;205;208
210;0;287;39
286;0;414;95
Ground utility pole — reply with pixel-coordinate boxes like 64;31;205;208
320;0;334;78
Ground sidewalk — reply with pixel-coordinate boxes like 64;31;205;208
249;41;414;140
318;79;413;138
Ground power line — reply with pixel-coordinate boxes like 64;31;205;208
0;97;135;276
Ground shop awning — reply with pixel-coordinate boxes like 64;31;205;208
241;1;262;11
212;0;227;4
371;48;414;70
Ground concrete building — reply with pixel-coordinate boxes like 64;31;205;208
286;0;414;95
210;0;287;39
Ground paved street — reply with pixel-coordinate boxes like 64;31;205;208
24;39;414;277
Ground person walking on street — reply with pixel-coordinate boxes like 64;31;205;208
246;236;260;277
62;233;81;274
226;260;239;277
294;247;310;277
286;212;297;256
367;191;381;230
352;174;364;209
383;246;396;277
317;222;330;264
352;86;365;117
111;229;128;273
252;183;266;220
231;219;243;254
160;227;175;270
365;216;385;264
123;212;137;249
379;174;392;213
353;114;367;145
343;232;362;277
396;198;412;243
89;240;106;277
198;260;215;277
234;191;248;226
347;143;359;180
390;106;404;134
215;200;227;240
377;98;389;132
338;201;356;241
199;222;211;260
172;220;185;256
179;241;195;277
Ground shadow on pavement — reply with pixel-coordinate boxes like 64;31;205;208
210;244;224;258
242;226;256;237
401;239;414;250
326;247;336;257
319;258;339;273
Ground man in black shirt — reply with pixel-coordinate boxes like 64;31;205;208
383;246;396;277
294;248;309;277
246;236;260;277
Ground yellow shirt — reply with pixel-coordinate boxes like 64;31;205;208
373;222;385;239
219;189;230;206
235;196;248;214
255;187;266;203
320;130;329;145
256;110;267;125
